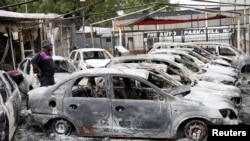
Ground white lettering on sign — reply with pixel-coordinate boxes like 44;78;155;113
147;32;158;37
184;29;219;35
159;31;176;37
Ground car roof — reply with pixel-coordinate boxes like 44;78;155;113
69;67;150;80
72;48;108;52
110;54;176;64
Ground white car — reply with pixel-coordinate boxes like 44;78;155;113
149;42;231;67
69;48;113;70
17;55;77;94
191;41;246;64
148;49;238;78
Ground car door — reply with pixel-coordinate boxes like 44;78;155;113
17;59;30;93
0;74;21;140
110;75;171;138
63;75;112;136
69;51;80;69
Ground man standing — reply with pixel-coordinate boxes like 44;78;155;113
31;40;55;86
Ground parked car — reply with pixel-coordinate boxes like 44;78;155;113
0;70;23;141
107;54;242;106
108;63;241;109
192;41;246;66
149;42;231;67
148;49;238;78
108;54;237;86
109;63;242;109
17;55;77;94
69;48;113;70
26;68;239;141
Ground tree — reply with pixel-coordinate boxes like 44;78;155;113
1;0;174;27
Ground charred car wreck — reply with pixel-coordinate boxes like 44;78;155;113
26;68;240;141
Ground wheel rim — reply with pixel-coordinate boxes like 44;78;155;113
52;119;72;135
184;120;207;141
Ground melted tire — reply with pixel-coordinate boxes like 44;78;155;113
184;120;208;141
51;119;73;135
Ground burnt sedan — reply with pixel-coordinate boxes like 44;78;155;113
0;70;22;141
26;68;239;141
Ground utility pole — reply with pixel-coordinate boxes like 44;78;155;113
80;0;86;48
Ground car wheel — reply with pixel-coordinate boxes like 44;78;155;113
51;119;73;135
184;120;208;141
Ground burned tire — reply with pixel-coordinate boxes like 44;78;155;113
184;120;208;141
51;119;73;135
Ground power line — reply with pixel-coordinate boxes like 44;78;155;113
0;0;38;9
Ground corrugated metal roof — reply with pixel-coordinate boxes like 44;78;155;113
0;10;60;21
117;10;202;20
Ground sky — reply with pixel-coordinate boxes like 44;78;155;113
170;0;248;10
170;0;220;10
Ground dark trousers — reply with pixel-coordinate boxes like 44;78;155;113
38;75;55;86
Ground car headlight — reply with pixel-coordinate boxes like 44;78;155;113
219;109;237;119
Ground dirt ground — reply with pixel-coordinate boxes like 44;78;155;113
12;92;250;141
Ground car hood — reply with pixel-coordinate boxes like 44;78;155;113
202;65;238;77
211;58;231;67
184;88;237;111
167;86;237;111
195;81;241;94
198;71;236;83
85;59;111;68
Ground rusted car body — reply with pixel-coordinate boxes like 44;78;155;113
26;68;239;140
0;70;22;141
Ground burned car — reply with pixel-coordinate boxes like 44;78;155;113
0;70;23;141
234;57;250;93
26;68;239;141
107;54;242;107
149;42;231;67
108;54;238;87
148;49;238;78
108;63;242;109
192;41;246;66
17;55;77;94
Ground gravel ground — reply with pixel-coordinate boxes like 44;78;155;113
12;92;250;141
